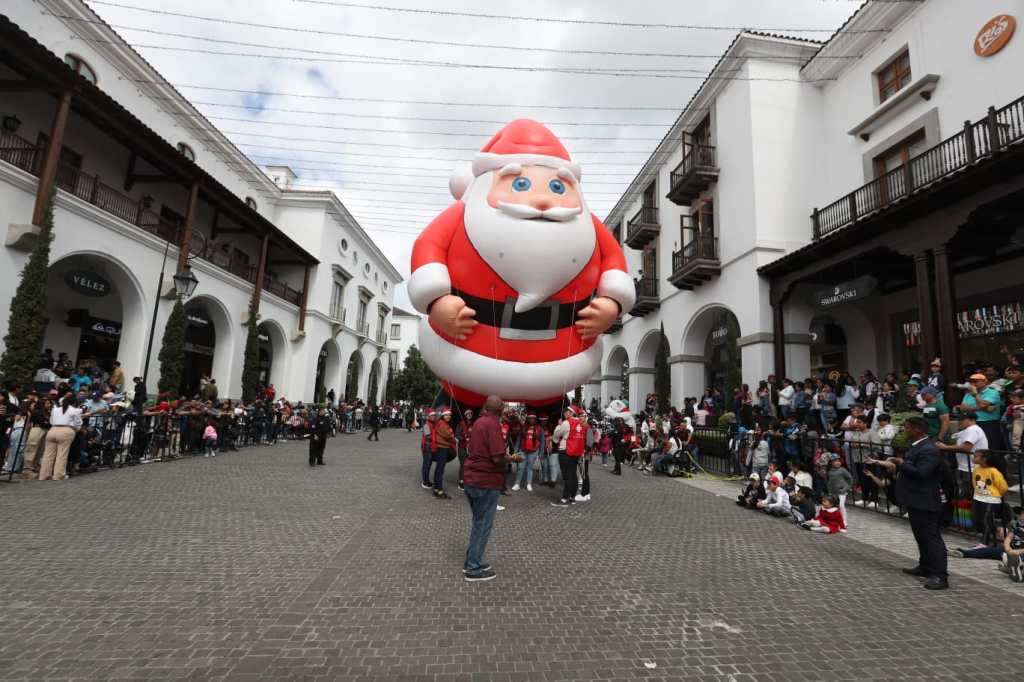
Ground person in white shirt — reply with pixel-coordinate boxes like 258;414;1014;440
788;461;813;490
38;395;83;481
757;478;791;516
936;410;988;498
694;406;710;427
778;379;795;418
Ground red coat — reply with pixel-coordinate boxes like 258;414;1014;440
408;202;633;405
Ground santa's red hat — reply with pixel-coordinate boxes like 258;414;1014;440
449;119;582;200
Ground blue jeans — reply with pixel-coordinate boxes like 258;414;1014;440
433;448;450;490
544;452;560;483
463;486;500;575
421;449;432;485
516;452;538;486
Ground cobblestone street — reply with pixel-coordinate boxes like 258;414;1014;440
0;432;1020;681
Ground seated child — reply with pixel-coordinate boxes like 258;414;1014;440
950;505;1024;583
737;472;766;509
790;486;816;525
801;494;847;534
757;478;791;516
970;449;1009;546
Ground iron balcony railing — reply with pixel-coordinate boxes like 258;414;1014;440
671;234;719;273
626;205;659;242
669;143;716;186
634;275;658;299
0;134;303;306
812;94;1024;239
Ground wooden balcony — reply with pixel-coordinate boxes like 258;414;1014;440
630;276;659;317
603;317;623;334
0;130;302;305
811;94;1024;240
669;232;720;290
624;205;660;249
667;143;718;206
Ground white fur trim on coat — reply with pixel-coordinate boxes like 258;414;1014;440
597;269;635;316
418;318;602;401
407;262;451;314
472;153;582;182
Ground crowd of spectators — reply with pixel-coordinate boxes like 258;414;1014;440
0;349;409;481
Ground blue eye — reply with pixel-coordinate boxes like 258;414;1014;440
511;177;531;192
548;179;566;195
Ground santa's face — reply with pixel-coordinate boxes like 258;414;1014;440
463;164;595;314
486;165;582;215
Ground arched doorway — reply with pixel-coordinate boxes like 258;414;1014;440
43;253;146;380
809;316;848;376
703;309;741;393
604;345;630;404
182;301;216;398
314;340;341;403
367;357;381;406
345;351;362;401
257;326;273;387
634;330;668;411
256;319;287;391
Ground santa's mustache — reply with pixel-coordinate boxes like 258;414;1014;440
496;201;582;222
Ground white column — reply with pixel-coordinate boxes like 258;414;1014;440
740;340;774;388
670;355;706;405
601;375;622;405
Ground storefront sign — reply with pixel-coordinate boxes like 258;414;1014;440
709;325;729;345
186;311;211;328
88;318;121;337
957;302;1023;339
975;14;1015;57
902;301;1023;346
64;270;111;298
813;275;876;309
258;333;270;343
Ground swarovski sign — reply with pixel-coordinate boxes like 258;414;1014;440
813;275;876;309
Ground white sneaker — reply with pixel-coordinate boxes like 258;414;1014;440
583;495;591;502
574;494;587;502
511;484;520;492
497;505;506;511
204;454;210;458
526;484;533;492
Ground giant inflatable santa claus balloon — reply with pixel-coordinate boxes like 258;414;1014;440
408;119;634;410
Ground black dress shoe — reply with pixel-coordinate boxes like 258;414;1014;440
901;566;926;576
924;577;949;590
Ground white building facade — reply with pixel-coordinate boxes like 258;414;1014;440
0;1;401;403
386;307;421;376
599;0;1024;408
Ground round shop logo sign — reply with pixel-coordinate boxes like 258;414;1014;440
974;14;1015;57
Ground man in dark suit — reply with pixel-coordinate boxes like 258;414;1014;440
875;416;949;590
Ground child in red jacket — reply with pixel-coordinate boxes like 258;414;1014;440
801;494;847;534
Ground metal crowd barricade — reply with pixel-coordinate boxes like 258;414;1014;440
1;409;300;485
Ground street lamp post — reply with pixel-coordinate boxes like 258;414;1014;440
140;239;199;396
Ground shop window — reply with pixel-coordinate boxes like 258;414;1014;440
877;49;911;104
64;54;97;85
176;142;196;161
873;130;927;204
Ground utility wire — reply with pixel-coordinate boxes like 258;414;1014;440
83;39;828;81
131;81;688;111
156;99;676;127
188;114;667;141
72;5;866;57
286;0;884;33
244;153;639;176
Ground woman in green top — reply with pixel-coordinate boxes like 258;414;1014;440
958;373;1005;450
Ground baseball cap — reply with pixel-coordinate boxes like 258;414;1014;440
749;472;760;480
919;387;938;397
969;373;987;381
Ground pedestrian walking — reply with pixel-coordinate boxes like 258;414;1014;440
462;395;521;582
366;406;381;441
308;407;332;467
876;417;949;590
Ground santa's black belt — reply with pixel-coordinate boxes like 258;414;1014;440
451;288;592;333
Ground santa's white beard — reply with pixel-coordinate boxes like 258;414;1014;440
463;172;595;313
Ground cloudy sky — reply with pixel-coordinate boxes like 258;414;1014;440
83;0;860;310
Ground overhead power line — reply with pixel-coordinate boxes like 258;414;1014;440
84;39;827;81
285;0;884;33
132;81;686;111
244;153;638;177
186;114;666;141
71;5;864;58
157;99;675;127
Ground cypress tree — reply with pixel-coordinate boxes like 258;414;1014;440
0;191;55;386
654;322;671;413
157;298;187;397
240;299;260;402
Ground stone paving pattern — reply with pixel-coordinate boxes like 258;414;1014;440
0;433;1020;681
